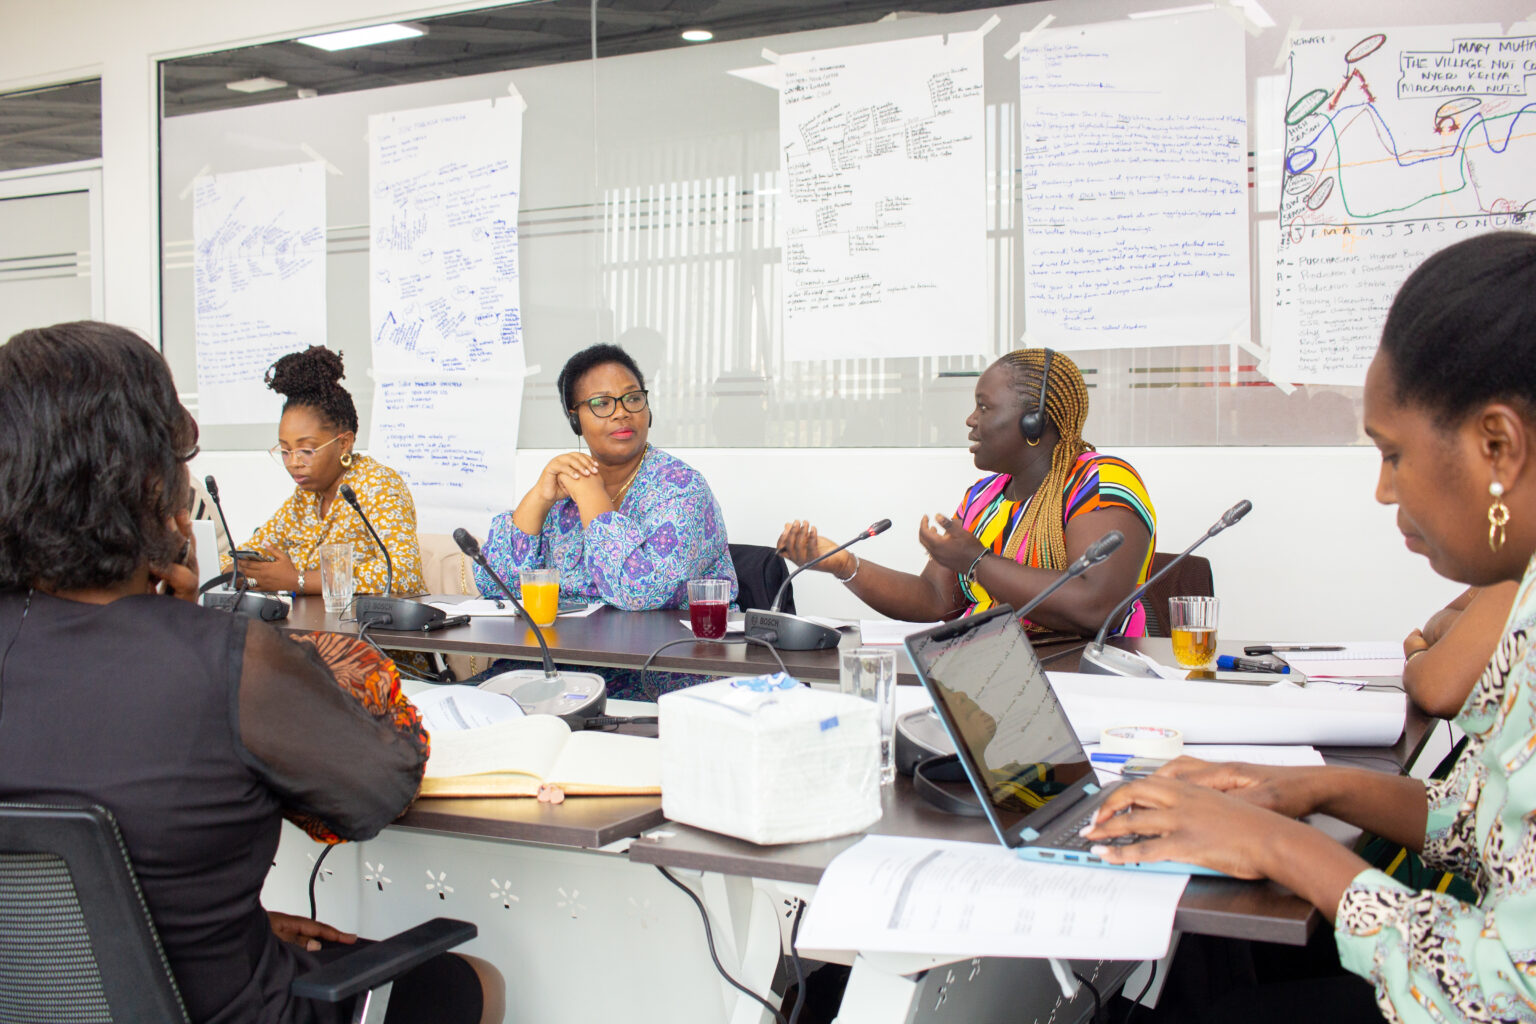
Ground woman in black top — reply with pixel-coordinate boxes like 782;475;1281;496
0;322;487;1024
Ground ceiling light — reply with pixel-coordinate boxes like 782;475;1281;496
297;23;424;52
226;76;289;94
1128;3;1215;17
681;29;714;43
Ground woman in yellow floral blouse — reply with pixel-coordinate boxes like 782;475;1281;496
228;346;426;596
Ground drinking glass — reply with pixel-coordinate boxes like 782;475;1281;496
519;568;560;627
840;646;898;786
687;579;732;639
317;543;354;614
1168;596;1220;667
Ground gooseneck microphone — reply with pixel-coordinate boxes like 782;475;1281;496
199;475;288;622
453;528;606;724
1012;529;1124;622
340;484;444;631
745;519;892;651
1078;499;1253;677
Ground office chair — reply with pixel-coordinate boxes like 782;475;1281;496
1140;552;1215;638
0;801;475;1024
729;543;795;613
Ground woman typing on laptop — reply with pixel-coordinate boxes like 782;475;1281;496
1085;232;1536;1022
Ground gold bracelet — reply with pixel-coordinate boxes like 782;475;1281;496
833;552;860;583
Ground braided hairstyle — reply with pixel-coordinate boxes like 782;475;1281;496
994;348;1093;570
264;345;358;433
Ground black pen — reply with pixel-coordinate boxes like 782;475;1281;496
1244;644;1346;655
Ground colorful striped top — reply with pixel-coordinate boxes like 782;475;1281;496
954;453;1157;636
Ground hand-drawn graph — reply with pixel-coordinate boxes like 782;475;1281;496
1269;25;1536;385
779;32;986;362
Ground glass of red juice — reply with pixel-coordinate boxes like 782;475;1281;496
687;579;732;639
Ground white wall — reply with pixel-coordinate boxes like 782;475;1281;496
7;0;1465;646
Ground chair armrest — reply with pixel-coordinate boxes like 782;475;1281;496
290;917;477;1003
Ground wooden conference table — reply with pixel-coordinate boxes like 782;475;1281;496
265;596;1424;1024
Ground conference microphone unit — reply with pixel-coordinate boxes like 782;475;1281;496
892;529;1123;775
341;484;445;632
199;475;289;622
453;529;605;725
1078;499;1253;678
744;518;892;651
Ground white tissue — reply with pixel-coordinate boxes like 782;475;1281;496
659;674;883;845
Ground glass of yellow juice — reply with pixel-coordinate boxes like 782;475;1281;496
1168;596;1219;667
518;568;560;627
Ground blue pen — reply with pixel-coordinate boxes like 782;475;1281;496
1215;655;1290;674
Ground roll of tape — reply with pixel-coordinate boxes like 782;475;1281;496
1100;725;1183;760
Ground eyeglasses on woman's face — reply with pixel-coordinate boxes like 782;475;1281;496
268;435;343;466
575;389;649;419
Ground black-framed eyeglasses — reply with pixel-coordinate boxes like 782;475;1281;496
575;389;648;419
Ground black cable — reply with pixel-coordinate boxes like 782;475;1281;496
1123;960;1157;1023
656;866;787;1024
356;620;443;684
1073;971;1102;1023
307;843;335;920
640;634;790;700
786;899;809;1024
0;588;32;728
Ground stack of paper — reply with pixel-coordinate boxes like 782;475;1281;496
796;835;1187;960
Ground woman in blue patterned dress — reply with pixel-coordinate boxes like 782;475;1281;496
476;343;736;610
1084;232;1536;1023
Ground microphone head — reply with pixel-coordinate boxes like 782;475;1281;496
203;475;219;499
1085;530;1124;562
1221;499;1253;527
338;484;361;509
867;519;893;537
452;528;482;559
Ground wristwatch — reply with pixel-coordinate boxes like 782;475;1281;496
296;571;306;594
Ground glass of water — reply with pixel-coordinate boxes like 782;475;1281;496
318;543;354;614
840;646;898;786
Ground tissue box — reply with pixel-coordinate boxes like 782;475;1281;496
659;674;882;845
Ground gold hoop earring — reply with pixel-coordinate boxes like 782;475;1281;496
1489;480;1510;552
340;451;354;468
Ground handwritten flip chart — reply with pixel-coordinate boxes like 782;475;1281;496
1017;11;1250;351
368;96;525;530
779;32;987;362
369;374;520;535
192;162;325;424
1269;25;1536;385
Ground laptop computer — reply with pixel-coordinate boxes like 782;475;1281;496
904;605;1223;877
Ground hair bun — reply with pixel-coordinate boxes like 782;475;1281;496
265;345;345;399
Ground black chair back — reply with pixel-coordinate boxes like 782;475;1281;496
0;801;190;1023
729;543;795;614
1140;552;1215;638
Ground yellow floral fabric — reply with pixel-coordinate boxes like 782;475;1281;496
228;454;427;596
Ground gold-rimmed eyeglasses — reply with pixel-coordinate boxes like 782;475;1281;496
575;389;649;419
269;435;343;466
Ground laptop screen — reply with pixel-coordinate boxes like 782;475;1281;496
905;607;1093;836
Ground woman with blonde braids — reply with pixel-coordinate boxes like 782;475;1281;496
778;349;1157;636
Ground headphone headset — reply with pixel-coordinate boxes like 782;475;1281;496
1018;348;1054;446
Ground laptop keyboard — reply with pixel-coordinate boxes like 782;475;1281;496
1044;807;1146;851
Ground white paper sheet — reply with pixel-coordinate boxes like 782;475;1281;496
1048;671;1405;746
368;97;526;532
1267;24;1536;385
1017;11;1250;350
778;32;987;361
796;834;1187;961
192;162;326;424
858;619;942;645
412;685;524;733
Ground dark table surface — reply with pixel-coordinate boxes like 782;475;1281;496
283;596;1422;944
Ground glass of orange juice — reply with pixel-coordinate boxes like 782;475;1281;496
1168;596;1219;667
518;567;560;627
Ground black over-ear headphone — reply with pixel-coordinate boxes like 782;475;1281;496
566;407;582;436
1019;348;1054;445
